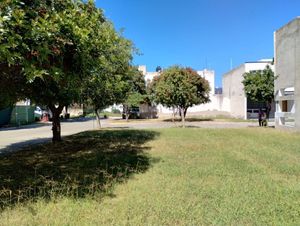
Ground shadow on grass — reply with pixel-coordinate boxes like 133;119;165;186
0;129;159;209
0;138;52;155
163;117;213;122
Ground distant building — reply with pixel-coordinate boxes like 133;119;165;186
138;65;223;114
138;65;159;85
222;60;274;119
274;17;300;131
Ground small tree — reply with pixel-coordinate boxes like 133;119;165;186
152;66;210;127
123;68;147;121
82;23;133;127
83;69;132;127
242;65;276;119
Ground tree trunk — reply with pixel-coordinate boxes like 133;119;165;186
184;107;188;118
95;109;101;128
49;104;64;143
52;113;61;142
172;107;176;123
266;101;272;120
180;107;185;128
124;105;130;121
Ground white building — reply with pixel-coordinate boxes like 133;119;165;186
138;65;223;114
222;60;274;119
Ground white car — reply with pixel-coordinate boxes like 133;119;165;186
247;108;266;119
34;106;43;120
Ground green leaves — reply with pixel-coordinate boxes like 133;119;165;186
0;0;133;111
124;92;145;108
151;66;210;111
242;65;276;104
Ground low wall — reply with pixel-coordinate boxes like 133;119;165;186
0;107;13;126
10;106;35;125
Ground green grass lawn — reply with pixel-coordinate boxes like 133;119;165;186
163;115;254;123
1;128;300;225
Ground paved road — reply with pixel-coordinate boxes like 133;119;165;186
0;118;99;153
0;117;266;154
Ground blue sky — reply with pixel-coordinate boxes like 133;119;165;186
96;0;300;87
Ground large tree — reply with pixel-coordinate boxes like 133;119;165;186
152;66;210;126
0;64;27;109
0;0;132;141
242;65;276;119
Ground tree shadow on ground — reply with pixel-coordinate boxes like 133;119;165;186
0;129;160;209
0;138;53;155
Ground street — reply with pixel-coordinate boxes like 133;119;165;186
0;118;99;153
0;117;263;155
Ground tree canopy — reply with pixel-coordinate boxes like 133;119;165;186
0;0;133;141
122;67;147;120
81;21;133;127
242;65;276;118
151;66;210;126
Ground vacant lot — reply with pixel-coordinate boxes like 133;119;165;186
0;128;300;225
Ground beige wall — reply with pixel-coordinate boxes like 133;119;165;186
222;61;273;119
139;66;222;113
222;65;247;118
197;69;215;95
274;17;300;130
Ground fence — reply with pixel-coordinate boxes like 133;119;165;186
0;107;13;126
10;106;35;125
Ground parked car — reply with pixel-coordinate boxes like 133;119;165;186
34;106;43;120
247;108;266;119
35;106;53;121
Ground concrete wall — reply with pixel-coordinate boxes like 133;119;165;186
62;104;84;117
155;94;224;114
145;72;159;84
139;66;222;114
139;63;273;119
222;61;274;119
197;69;215;95
157;69;221;113
138;65;147;76
222;64;247;118
244;62;274;72
274;17;300;130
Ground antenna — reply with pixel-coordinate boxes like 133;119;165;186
230;58;233;70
